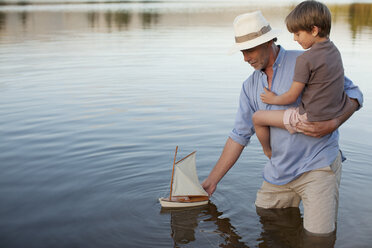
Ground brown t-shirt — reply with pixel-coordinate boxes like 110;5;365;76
293;39;353;121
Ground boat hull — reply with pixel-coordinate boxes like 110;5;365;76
159;197;209;208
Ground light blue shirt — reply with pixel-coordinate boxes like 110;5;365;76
230;46;364;185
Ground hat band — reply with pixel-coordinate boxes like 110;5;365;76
235;25;272;43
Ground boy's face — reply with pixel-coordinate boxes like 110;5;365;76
293;30;316;49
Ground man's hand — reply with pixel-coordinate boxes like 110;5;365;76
296;118;340;138
260;87;278;104
296;98;359;138
201;138;245;197
202;178;217;197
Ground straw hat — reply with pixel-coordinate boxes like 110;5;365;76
229;11;281;54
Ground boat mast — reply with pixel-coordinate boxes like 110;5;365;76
169;146;178;200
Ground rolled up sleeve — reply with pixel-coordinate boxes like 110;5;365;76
344;76;364;110
229;82;256;146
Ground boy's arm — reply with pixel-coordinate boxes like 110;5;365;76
261;81;305;105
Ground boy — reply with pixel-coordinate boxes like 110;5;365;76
252;0;354;158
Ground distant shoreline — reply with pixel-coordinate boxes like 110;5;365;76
0;0;365;7
0;1;164;6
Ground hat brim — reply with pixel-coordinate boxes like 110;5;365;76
228;29;282;55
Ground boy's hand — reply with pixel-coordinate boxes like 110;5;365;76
260;87;278;104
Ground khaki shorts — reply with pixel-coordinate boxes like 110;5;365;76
283;107;309;134
255;152;342;235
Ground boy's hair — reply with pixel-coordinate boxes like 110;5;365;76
285;0;331;37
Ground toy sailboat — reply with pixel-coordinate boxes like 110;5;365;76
159;146;209;208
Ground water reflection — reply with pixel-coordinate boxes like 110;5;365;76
161;203;337;248
348;3;372;38
256;207;336;248
112;10;131;30
19;11;27;27
1;3;372;38
0;12;4;31
87;10;132;30
141;12;159;28
85;10;158;30
160;203;248;248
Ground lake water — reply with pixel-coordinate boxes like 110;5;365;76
1;1;372;247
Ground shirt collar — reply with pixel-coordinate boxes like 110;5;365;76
273;45;285;68
259;45;286;75
312;38;330;49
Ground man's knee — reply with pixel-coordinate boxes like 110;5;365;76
255;181;300;209
301;167;338;235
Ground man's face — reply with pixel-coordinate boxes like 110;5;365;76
241;42;270;70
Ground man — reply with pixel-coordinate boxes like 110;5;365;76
202;11;363;236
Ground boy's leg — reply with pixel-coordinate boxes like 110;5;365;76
283;107;308;134
253;110;286;158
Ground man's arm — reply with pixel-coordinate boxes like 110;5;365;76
296;76;363;138
296;98;359;138
202;137;244;196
